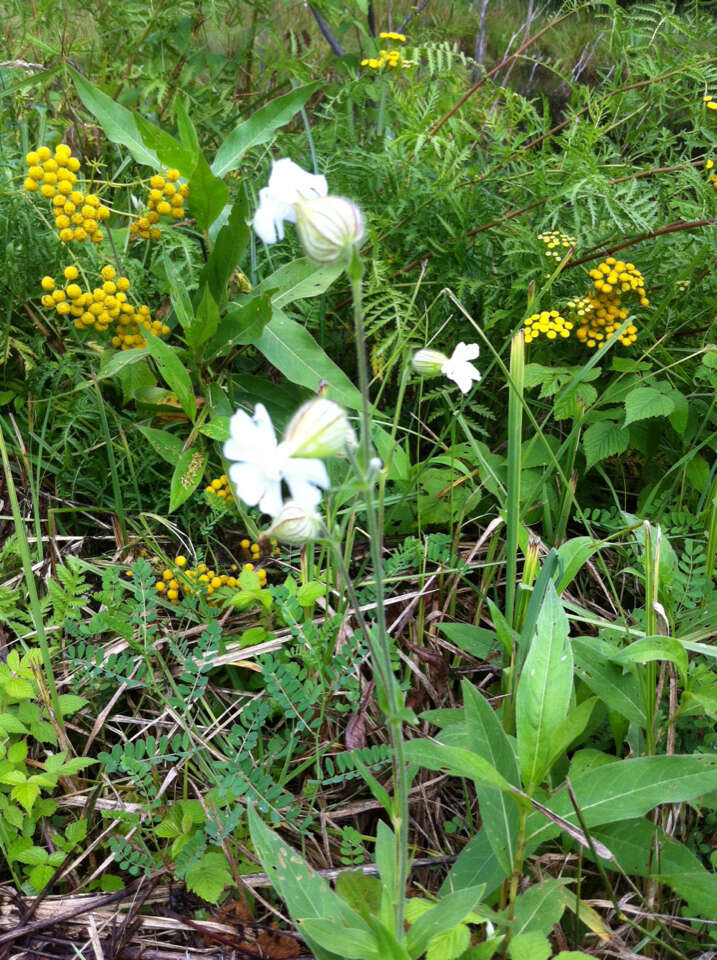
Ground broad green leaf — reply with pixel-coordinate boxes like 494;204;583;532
57;694;88;716
403;740;515;795
199;196;250;305
438;624;497;660
212;82;322;177
137;426;186;465
439;829;509;898
29;864;55;893
185;851;232;903
516;582;573;792
614;636;687;686
545;697;598;772
572;639;646;725
462;681;520;875
300;919;378;960
509;932;551;960
188;153;229;232
526;755;717;850
556;536;602;592
144;332;196;421
190;285;220;349
169;447;208;512
582;420;628;470
206;291;274;357
5;677;34;699
98;347;149;380
510;879;564;936
667;389;688;434
176;97;199;154
257;258;344;309
13;846;48;866
11;781;40;813
134;113;197;174
623;387;675;427
255;309;362;409
0;713;28;734
336;873;382;924
199;417;230;442
405;885;485;960
71;71;159;168
248;807;369;960
427;925;471;960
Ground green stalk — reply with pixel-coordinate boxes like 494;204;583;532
348;253;410;939
0;421;64;733
706;476;717;584
642;522;660;755
505;331;525;628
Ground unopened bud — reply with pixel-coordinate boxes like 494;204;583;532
412;348;448;377
267;501;324;545
294;196;364;264
284;397;352;458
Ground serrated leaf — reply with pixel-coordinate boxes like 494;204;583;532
582;420;628;470
0;713;28;734
5;677;35;699
11;781;40;813
623;387;675;427
509;932;551;960
57;694;88;716
426;924;471;960
29;864;55;893
184;851;233;903
212;83;322;177
169;447;208;512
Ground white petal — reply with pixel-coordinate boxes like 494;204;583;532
286;476;323;510
253;187;295;244
451;342;480;363
227;462;265;506
269;158;328;205
259;479;284;518
224;409;257;461
286;457;330;489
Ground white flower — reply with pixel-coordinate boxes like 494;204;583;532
412;342;481;393
253;158;328;245
284;397;353;458
294;195;364;264
441;342;481;394
223;403;329;518
267;501;324;545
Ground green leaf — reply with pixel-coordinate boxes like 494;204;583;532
144;332;196;421
189;285;220;349
300;919;378;960
29;864;55;893
510;879;564;936
667;389;688;434
438;624;497;660
137;426;186;465
405;886;485;960
545;698;598;772
206;291;274;356
257;257;344;309
614;636;688;687
11;781;40;813
248;806;368;960
188;153;229;232
582;420;628;470
199;196;250;305
169;447;208;512
14;845;49;866
440;829;506;899
199;418;230;441
336;872;382;924
462;681;520;875
5;677;34;699
556;536;602;592
426;924;471;960
403;741;515;795
134;113;197;174
509;932;551;960
0;713;28;734
176;98;199;154
573;639;646;725
71;71;160;168
184;851;233;904
516;582;573;792
623;387;675;427
212;83;322;177
57;694;88;717
65;819;87;845
98;348;149;380
255;309;362;409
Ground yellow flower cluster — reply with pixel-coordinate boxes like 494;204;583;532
704;94;717;112
562;257;646;348
379;31;406;42
361;34;409;69
154;554;268;603
130;169;189;240
39;264;169;348
205;473;232;506
524;310;574;343
24;145;110;244
706;158;717;190
538;230;576;261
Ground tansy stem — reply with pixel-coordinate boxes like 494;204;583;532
348;252;410;938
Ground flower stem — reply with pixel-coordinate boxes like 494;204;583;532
347;252;410;938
